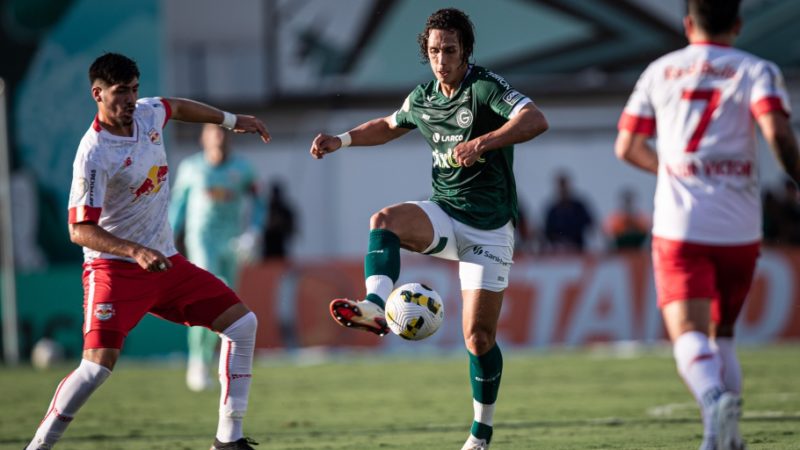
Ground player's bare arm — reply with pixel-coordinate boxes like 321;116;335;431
68;222;172;272
165;97;271;143
758;110;800;185
614;130;659;174
310;116;410;159
452;103;548;167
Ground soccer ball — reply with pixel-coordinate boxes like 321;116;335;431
31;338;65;370
385;283;444;341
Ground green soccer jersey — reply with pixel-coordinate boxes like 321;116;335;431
392;65;530;230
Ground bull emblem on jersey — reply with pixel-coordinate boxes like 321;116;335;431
131;165;169;202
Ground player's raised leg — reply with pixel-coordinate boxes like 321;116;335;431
330;203;434;336
209;302;258;450
461;289;504;450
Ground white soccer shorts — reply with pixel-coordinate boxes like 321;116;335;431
408;200;514;292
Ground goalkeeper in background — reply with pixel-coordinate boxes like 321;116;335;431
170;123;265;391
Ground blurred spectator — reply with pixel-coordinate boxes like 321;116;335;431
514;200;537;255
604;187;650;251
262;181;297;260
543;171;595;253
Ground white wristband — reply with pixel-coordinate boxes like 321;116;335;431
336;132;352;148
220;111;237;130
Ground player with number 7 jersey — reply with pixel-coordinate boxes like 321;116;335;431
618;43;790;244
615;1;800;449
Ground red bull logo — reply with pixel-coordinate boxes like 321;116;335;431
94;303;115;321
131;165;169;202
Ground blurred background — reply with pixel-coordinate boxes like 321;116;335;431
2;0;800;364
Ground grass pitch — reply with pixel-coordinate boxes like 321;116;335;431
2;344;799;449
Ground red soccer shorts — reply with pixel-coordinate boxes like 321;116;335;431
651;236;760;326
82;254;241;349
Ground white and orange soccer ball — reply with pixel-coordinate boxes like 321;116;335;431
385;283;444;341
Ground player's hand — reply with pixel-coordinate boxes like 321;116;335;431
132;246;172;272
453;140;485;167
231;115;271;144
310;133;342;159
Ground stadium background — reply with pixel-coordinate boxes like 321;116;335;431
2;0;800;361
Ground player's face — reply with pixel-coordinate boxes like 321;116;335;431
94;78;139;127
427;29;467;89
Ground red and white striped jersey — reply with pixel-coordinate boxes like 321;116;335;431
619;43;790;244
68;97;178;263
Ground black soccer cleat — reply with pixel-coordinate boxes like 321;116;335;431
211;437;259;450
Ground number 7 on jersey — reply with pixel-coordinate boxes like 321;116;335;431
681;88;721;153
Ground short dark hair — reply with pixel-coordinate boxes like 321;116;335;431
687;0;741;35
417;8;475;65
89;52;140;86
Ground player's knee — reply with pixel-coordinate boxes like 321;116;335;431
369;208;394;230
465;330;495;356
222;311;258;341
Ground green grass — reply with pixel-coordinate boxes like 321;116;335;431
2;344;799;449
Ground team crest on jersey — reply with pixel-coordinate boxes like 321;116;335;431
456;107;473;128
94;303;115;321
148;128;161;145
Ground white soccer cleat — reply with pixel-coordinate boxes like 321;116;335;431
329;298;389;336
461;435;489;450
186;359;212;392
715;392;746;450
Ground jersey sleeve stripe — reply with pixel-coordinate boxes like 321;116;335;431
160;98;172;127
68;206;102;224
618;112;656;136
751;96;789;118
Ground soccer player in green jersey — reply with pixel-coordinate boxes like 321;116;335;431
309;8;548;450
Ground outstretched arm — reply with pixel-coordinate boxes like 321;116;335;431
452;103;549;167
69;223;172;272
614;130;659;174
758;111;800;185
310;116;410;159
165;97;270;143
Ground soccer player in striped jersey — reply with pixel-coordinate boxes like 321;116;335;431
616;1;800;448
310;9;548;450
24;53;269;450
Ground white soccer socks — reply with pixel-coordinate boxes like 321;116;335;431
216;312;257;443
365;275;394;308
673;331;725;442
27;359;111;450
711;337;742;394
